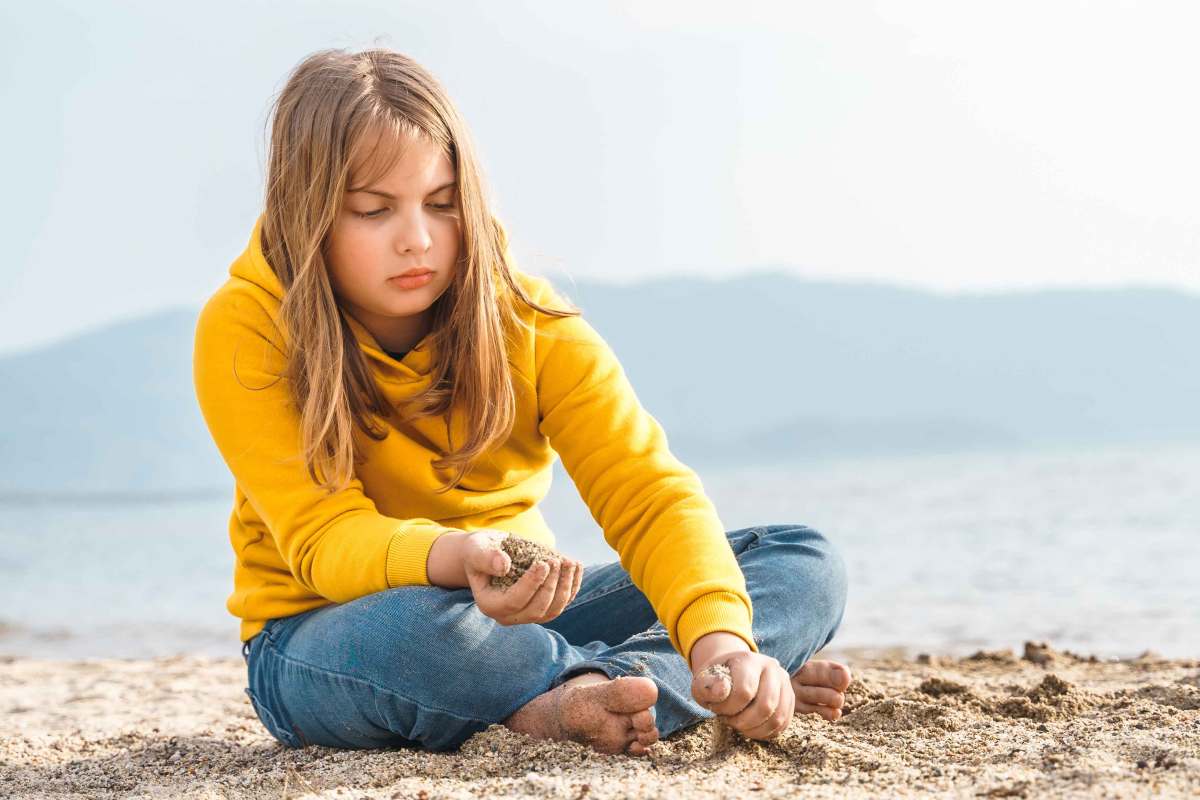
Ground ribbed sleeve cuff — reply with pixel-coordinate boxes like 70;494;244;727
675;590;758;665
385;523;454;587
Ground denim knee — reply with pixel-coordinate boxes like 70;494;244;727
759;524;848;649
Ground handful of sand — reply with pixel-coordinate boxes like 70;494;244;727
489;535;560;590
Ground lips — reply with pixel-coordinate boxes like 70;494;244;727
392;268;433;279
389;271;435;290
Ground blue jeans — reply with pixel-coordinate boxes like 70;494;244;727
241;523;848;751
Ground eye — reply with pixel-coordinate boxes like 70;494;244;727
355;208;387;219
429;203;456;211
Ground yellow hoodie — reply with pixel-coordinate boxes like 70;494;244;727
192;216;757;664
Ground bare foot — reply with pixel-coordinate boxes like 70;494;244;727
790;659;852;722
503;671;660;756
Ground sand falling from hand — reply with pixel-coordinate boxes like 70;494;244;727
696;662;735;756
490;535;560;589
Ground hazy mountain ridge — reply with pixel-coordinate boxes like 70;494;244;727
543;272;1199;455
1;274;1196;494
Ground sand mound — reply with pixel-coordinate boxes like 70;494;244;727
990;674;1098;722
839;697;967;733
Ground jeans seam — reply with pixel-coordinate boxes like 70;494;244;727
258;636;510;726
244;686;302;748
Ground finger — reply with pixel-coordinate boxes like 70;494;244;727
570;559;584;601
743;668;792;740
781;670;796;724
708;655;760;718
492;548;512;576
502;559;551;614
516;558;561;620
726;661;781;735
544;559;576;619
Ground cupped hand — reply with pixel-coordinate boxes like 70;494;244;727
691;650;796;741
462;530;584;626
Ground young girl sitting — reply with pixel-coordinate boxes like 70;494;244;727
193;47;851;757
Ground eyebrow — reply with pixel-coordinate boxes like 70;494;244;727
347;180;456;199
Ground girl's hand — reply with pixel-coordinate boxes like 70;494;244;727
691;649;796;742
462;530;583;625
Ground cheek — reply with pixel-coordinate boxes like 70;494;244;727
434;218;462;261
327;227;381;283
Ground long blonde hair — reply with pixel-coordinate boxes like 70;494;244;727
259;48;579;494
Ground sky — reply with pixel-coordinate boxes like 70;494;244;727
2;0;1197;356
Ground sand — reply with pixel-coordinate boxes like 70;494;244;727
490;536;560;590
695;662;735;756
2;641;1197;799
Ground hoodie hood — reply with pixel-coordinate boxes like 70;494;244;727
229;214;433;381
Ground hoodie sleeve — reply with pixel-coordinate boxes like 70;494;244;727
193;290;459;602
531;279;758;664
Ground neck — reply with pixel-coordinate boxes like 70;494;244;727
345;305;432;353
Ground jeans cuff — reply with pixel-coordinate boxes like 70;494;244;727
549;659;630;689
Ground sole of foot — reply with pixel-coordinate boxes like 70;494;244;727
558;673;660;756
507;672;660;756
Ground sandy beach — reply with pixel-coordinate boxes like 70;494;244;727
2;641;1197;799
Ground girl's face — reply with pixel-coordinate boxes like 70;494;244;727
326;130;461;354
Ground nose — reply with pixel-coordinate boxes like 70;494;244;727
392;206;433;256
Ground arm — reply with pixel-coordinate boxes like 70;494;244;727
193;291;461;601
425;531;471;588
532;279;758;664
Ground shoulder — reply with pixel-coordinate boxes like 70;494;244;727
194;278;291;369
510;269;554;303
197;277;283;337
509;269;582;320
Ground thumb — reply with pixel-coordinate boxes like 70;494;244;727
694;663;734;708
478;546;510;577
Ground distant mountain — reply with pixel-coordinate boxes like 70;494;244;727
1;273;1197;494
542;271;1200;463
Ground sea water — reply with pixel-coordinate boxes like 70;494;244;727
1;441;1196;660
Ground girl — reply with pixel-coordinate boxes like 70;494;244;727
193;47;851;756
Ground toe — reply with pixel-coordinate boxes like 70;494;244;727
634;722;659;746
830;662;852;689
603;717;638;752
795;685;845;708
627;720;658;754
793;659;852;692
603;677;658;713
630;708;655;732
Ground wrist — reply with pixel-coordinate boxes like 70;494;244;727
425;531;470;588
688;631;752;672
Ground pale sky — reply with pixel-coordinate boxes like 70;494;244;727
2;0;1197;355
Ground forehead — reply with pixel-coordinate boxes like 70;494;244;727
348;126;453;191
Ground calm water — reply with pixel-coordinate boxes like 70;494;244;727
1;441;1196;660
